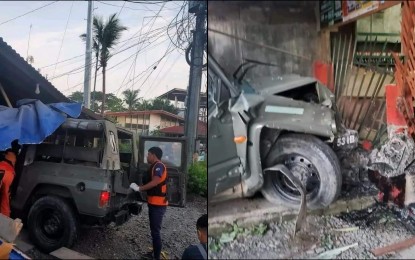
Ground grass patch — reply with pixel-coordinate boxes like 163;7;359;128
208;223;268;253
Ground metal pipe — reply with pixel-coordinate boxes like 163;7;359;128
208;53;239;97
334;34;342;100
344;35;369;127
0;82;12;108
337;35;353;106
346;35;374;128
357;39;390;133
339;35;357;118
352;36;380;130
336;35;349;102
365;100;385;141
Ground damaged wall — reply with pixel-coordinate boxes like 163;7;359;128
208;1;319;79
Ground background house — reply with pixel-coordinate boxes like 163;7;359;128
105;110;184;135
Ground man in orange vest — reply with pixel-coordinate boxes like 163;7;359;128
130;146;168;260
0;140;21;217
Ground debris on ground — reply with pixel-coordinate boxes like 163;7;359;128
313;242;358;259
209;201;415;259
371;237;415;257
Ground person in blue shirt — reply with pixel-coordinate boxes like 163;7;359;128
182;214;207;259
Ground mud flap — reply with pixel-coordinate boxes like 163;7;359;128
264;164;306;236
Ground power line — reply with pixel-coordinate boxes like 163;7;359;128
37;12;188;72
143;49;181;98
63;35;173;93
47;15;184;79
52;1;74;79
0;1;59;27
115;1;126;18
38;54;85;69
130;1;166;93
49;30;167;80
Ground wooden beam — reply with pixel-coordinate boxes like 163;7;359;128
371;237;415;256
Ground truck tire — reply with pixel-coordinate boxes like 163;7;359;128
27;196;79;253
261;133;341;209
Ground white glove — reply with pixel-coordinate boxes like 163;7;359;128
129;182;140;192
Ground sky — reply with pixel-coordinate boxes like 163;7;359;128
0;1;206;102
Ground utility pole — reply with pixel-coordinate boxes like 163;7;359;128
83;1;93;109
184;1;207;171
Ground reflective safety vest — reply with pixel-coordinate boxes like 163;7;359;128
147;161;168;206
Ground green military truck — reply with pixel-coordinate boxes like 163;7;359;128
9;118;186;253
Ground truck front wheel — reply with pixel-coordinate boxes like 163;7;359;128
261;133;342;209
27;196;79;253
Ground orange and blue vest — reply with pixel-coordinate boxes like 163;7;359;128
147;161;168;206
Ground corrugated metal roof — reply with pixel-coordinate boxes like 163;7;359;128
0;37;102;120
0;37;69;103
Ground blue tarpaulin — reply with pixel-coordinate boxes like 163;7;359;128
0;99;82;150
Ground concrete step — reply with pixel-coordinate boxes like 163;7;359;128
208;195;376;236
50;247;94;259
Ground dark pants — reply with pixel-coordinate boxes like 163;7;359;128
148;204;167;260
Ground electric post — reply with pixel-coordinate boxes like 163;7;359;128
83;0;93;109
185;1;207;171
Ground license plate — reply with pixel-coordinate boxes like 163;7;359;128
334;130;359;149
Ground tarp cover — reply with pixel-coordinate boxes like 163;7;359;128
0;99;82;150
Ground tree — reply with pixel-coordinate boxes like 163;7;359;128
83;14;127;116
149;126;164;136
150;98;178;114
122;89;141;130
67;91;124;113
122;89;140;111
68;91;84;103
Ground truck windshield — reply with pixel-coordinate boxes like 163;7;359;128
144;141;182;167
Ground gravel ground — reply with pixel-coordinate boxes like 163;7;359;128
209;203;415;259
26;193;206;259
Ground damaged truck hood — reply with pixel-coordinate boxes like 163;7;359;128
248;74;317;95
253;95;337;139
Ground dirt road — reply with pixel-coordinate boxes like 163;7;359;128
26;194;206;259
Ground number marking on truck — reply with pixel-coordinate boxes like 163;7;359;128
265;105;304;115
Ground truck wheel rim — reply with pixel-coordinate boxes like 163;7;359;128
271;153;321;201
39;208;64;239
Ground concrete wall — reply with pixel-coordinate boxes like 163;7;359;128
208;1;319;79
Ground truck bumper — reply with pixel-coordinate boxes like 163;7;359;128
113;202;143;226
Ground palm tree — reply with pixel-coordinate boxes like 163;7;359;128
122;89;141;130
81;14;127;116
122;89;140;111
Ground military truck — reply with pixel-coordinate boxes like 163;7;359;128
208;54;358;209
9;119;186;253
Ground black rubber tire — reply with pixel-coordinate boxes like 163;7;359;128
261;133;342;210
27;196;79;253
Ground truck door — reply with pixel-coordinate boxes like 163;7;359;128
138;137;187;207
208;57;242;199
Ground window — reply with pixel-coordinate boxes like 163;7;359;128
143;141;182;167
125;123;149;129
35;128;105;166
